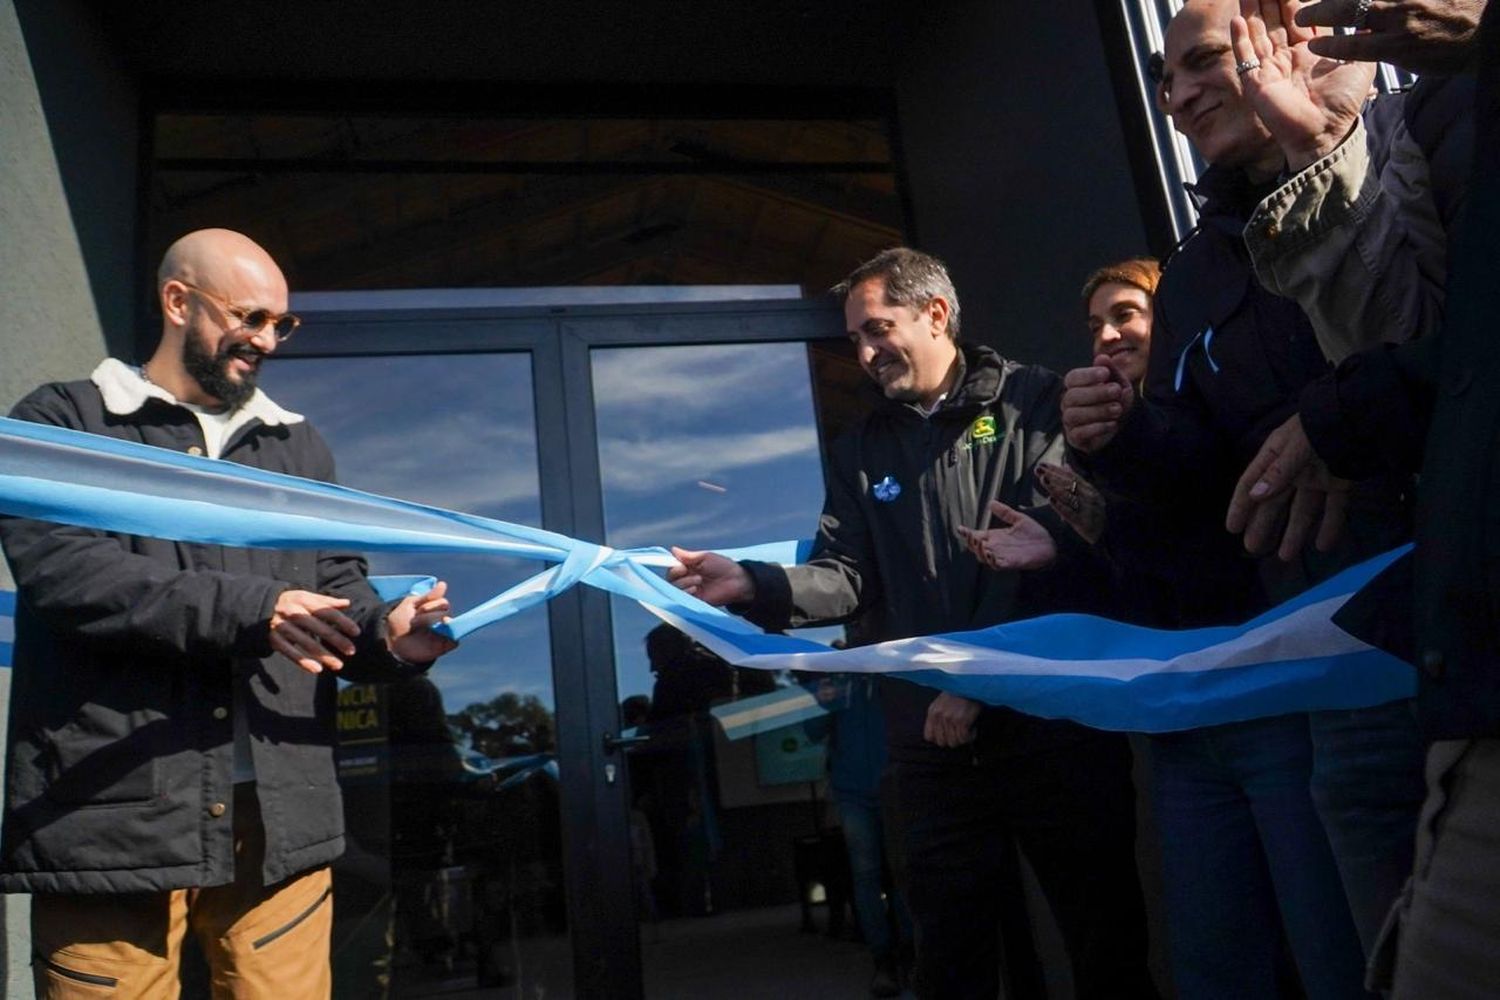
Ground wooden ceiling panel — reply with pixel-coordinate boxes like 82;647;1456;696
149;115;903;291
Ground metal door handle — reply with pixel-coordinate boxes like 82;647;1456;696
602;731;651;754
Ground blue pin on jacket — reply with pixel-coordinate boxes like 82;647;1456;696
872;475;902;502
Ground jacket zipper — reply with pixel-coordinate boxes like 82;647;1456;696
251;886;332;950
921;418;952;619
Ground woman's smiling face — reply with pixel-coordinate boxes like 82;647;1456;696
1088;282;1153;386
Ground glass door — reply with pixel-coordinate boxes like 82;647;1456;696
569;314;874;996
261;351;573;998
264;297;858;997
592;342;833;984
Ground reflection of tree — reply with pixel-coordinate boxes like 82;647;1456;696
449;692;555;755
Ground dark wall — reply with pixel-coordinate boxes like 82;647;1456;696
103;1;901;89
895;0;1153;375
95;0;1156;378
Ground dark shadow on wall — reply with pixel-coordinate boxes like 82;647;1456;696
14;0;141;362
893;0;1153;375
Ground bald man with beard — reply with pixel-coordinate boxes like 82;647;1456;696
0;229;457;999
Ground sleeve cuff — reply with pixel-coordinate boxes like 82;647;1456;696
232;582;290;658
1246;117;1372;267
1072;405;1155;500
736;560;793;632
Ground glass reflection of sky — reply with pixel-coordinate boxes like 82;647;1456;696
592;343;832;703
258;353;554;717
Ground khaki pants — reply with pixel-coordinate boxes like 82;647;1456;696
31;785;333;1000
1376;739;1500;999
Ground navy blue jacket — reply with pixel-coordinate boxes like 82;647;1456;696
1083;163;1412;606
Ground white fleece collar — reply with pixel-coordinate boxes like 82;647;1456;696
90;358;303;425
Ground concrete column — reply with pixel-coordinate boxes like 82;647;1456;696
1;1;140;992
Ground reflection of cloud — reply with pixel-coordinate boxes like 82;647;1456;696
262;357;544;520
333;432;540;519
601;427;819;494
593;344;812;420
425;606;557;712
608;504;817;552
609;506;727;549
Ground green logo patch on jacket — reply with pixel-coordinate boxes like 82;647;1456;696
969;415;997;446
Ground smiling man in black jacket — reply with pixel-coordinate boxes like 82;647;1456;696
0;228;457;999
1062;2;1427;990
670;248;1155;1000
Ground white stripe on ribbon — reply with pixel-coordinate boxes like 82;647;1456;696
676;595;1363;682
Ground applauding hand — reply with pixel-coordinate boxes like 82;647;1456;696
958;500;1057;572
1037;462;1106;545
1232;0;1377;172
1298;0;1487;73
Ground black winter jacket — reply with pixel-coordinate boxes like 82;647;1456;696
0;372;423;893
1301;20;1500;737
740;345;1103;765
1083;164;1412;605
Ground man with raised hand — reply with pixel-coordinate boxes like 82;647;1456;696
1064;1;1430;989
1222;0;1475;556
671;247;1156;1000
0;228;456;999
1225;2;1500;994
1230;0;1476;367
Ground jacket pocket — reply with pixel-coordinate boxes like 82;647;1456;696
35;954;119;990
251;885;333;950
41;716;164;805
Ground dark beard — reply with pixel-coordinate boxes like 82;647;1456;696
182;334;261;411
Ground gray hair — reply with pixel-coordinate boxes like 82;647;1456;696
831;247;961;341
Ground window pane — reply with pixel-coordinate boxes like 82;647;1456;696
592;341;831;707
260;352;571;998
592;341;848;989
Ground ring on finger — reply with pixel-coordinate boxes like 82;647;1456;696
1352;0;1372;29
1235;58;1261;75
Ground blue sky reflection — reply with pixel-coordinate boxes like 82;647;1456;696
591;342;832;703
259;353;555;717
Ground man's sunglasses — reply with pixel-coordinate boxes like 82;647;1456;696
179;281;301;342
1147;51;1165;84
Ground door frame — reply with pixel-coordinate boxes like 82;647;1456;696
280;296;844;997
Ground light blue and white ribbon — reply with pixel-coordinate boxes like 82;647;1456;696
665;547;1413;733
0;416;1415;733
0;414;757;642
